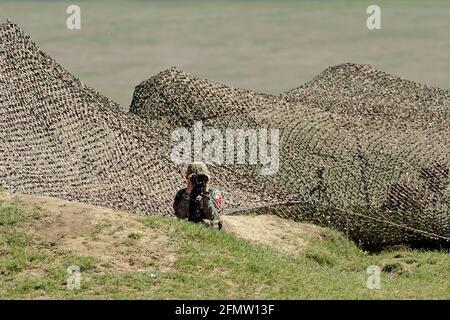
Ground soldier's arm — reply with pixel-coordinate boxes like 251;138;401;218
202;190;222;220
173;189;190;219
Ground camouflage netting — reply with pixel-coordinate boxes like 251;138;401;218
0;23;278;216
284;63;450;129
0;23;449;247
130;65;450;247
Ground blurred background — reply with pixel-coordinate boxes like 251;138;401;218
2;0;449;108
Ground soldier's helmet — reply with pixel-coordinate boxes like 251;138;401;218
186;162;209;177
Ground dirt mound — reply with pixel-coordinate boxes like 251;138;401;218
0;191;325;262
0;191;176;272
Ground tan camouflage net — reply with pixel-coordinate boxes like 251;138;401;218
0;23;449;247
130;66;450;248
0;23;277;216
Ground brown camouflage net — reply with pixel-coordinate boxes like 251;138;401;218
0;23;449;247
130;66;450;247
0;23;276;216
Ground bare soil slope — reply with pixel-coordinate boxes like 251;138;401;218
0;23;278;215
0;191;324;262
222;215;323;256
1;191;449;300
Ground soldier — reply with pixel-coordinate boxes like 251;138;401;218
173;162;223;229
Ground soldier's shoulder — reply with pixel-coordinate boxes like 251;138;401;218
175;188;187;197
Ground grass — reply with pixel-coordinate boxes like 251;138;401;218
128;232;142;240
0;198;448;299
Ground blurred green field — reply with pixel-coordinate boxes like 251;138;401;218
1;0;449;107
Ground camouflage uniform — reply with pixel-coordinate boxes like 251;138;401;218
173;162;223;229
173;187;223;229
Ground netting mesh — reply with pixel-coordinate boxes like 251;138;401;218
0;24;275;216
130;66;450;247
0;23;449;247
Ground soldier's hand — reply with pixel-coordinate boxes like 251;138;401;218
186;174;194;193
203;174;210;193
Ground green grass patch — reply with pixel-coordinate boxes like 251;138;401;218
0;202;448;299
0;204;40;226
128;232;142;240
